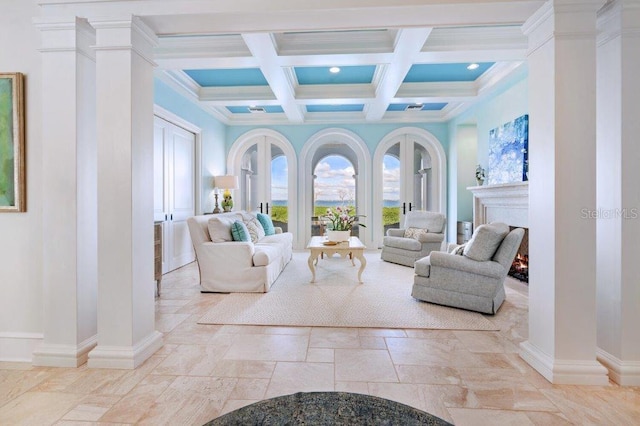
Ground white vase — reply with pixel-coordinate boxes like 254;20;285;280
327;230;351;242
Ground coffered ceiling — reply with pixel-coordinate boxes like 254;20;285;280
155;25;527;125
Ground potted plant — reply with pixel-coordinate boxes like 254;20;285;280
322;205;366;242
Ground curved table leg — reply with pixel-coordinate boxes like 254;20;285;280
354;251;367;283
307;251;317;283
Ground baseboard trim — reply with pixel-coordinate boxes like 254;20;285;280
32;335;97;367
0;332;43;363
520;340;610;385
87;331;163;369
597;348;640;386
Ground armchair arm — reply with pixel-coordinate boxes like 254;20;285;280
386;228;405;237
274;227;283;234
417;233;444;243
428;251;504;279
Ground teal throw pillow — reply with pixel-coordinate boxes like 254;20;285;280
230;220;251;242
257;213;276;236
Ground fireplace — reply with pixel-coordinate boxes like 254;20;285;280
508;227;529;283
468;182;529;283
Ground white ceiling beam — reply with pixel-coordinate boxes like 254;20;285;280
366;28;433;121
414;49;526;64
198;86;276;103
242;33;305;123
156;56;259;70
40;1;545;35
278;53;394;67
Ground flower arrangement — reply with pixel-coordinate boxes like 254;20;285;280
322;206;366;231
475;164;486;183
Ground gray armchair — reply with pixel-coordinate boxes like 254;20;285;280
412;223;524;314
381;211;446;267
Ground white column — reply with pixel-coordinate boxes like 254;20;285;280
520;0;609;385
87;16;162;369
596;0;640;386
32;18;98;367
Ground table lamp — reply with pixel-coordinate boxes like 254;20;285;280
215;175;239;212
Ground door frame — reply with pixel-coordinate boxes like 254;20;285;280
227;129;297;245
300;128;371;249
154;105;203;215
373;127;447;248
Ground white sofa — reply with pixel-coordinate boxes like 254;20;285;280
186;211;293;293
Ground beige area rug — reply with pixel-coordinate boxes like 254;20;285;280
198;251;499;330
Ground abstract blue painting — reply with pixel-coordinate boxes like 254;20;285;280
487;114;528;185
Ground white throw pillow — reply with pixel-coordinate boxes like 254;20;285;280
463;223;510;261
450;244;466;255
207;214;243;243
241;212;266;242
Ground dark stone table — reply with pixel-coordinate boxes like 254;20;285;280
205;391;453;425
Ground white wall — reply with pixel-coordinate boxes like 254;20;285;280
0;0;44;360
456;125;478;223
476;77;529;173
446;71;528;238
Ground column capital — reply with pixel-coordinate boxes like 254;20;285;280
90;15;158;66
598;0;640;44
523;0;606;53
34;17;95;59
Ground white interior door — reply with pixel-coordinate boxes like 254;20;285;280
154;116;196;273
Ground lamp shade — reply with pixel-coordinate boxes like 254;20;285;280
215;175;239;190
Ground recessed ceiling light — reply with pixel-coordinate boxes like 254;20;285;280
467;63;480;70
329;67;341;74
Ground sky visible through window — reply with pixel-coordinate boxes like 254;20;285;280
314;155;355;205
270;154;401;206
271;155;288;202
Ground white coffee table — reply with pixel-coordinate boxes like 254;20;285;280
306;236;367;283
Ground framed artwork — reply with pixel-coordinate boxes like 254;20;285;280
0;72;25;212
487;114;528;185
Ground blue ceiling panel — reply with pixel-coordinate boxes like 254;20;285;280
404;63;494;83
185;68;269;87
295;66;376;85
306;104;365;113
226;105;284;114
387;103;448;111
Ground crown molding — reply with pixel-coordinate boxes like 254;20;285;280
155;70;230;124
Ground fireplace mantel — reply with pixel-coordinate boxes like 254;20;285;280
468;182;529;229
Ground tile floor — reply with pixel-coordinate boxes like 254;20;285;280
1;254;639;425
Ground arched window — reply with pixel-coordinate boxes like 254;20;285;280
228;129;297;235
300;129;370;248
312;155;358;237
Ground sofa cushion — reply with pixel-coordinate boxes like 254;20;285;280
383;236;422;251
231;220;251;242
405;212;445;233
207;213;243;243
463;223;510;261
259;232;293;250
257;213;276;236
404;227;428;240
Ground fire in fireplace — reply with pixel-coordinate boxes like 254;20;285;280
508;227;529;283
509;253;529;282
